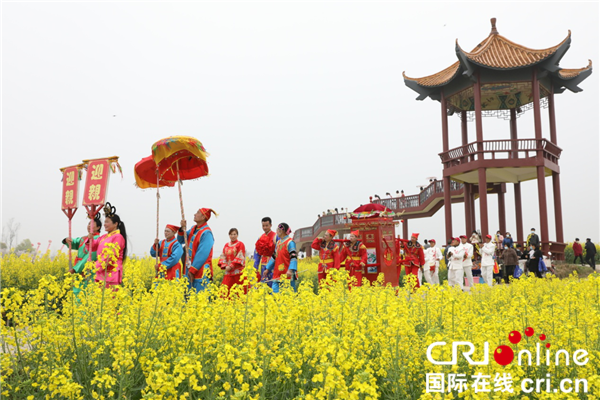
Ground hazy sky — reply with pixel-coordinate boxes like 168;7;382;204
2;2;599;256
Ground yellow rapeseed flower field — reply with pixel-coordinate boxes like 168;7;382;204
1;253;599;399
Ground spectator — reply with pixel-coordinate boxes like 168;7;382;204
503;232;514;249
527;228;540;249
573;238;584;266
516;244;527;276
423;239;430;250
495;231;505;251
444;239;452;267
501;246;519;284
527;244;543;278
585;238;597;270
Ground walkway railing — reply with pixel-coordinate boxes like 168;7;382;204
294;180;464;241
439;138;562;167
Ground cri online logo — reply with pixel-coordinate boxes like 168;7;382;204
427;327;589;367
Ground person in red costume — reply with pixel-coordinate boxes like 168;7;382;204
311;229;341;285
218;228;247;295
340;230;367;287
400;233;425;289
253;217;277;287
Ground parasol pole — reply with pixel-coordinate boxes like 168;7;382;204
176;161;191;272
155;171;160;269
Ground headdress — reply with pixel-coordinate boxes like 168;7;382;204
199;208;218;221
411;233;419;239
103;202;116;218
166;224;180;233
485;234;492;239
278;223;292;235
459;235;467;239
429;239;436;243
350;230;360;237
326;229;337;238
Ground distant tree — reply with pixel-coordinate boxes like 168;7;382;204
15;239;33;255
2;218;20;250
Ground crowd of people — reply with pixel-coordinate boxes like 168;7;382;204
61;202;598;296
62;203;299;295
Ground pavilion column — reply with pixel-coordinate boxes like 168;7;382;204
548;83;564;245
548;83;557;144
552;172;564;243
470;184;477;232
402;218;409;240
510;108;518;159
461;112;471;234
474;71;488;237
464;183;472;235
441;90;453;241
532;68;549;253
498;184;506;234
514;182;524;245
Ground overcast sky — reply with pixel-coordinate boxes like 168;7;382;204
2;2;599;256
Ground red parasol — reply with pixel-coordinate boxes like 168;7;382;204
351;203;395;219
151;136;210;274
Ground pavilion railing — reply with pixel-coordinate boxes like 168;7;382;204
439;138;562;167
294;180;464;241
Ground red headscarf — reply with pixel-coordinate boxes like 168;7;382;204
199;208;217;221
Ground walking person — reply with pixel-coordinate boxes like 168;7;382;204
585;238;597;270
501;245;519;284
460;235;475;287
573;238;585;266
218;228;247;295
150;224;184;280
340;231;367;288
253;217;277;287
263;223;298;293
527;244;544;278
423;239;442;284
502;233;514;249
63;217;102;298
400;233;426;289
480;235;496;286
179;208;216;292
89;203;127;289
446;237;465;289
311;229;341;286
527;228;540;249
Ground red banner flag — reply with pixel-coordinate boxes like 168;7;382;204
82;159;111;206
60;165;82;210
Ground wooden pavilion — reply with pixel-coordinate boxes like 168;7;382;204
403;18;592;257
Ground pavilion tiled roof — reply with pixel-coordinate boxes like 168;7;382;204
558;59;593;79
456;30;570;69
402;62;460;88
404;19;592;91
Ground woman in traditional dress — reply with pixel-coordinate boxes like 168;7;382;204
218;228;247;295
88;203;127;288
